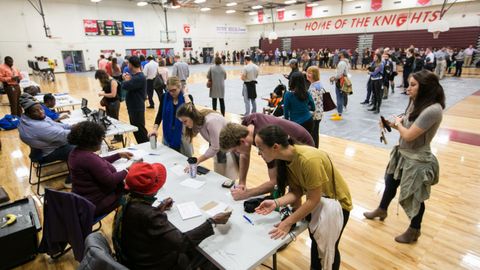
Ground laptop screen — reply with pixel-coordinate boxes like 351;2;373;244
81;98;88;108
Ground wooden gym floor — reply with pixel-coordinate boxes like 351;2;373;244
1;64;479;270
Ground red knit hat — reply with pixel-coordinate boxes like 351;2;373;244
125;162;167;196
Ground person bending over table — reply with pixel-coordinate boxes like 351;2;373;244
364;70;444;244
113;162;231;270
176;103;237;180
148;76;194;157
254;125;352;270
67;121;133;218
219;113;314;201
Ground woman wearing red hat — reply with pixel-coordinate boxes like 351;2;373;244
113;162;231;270
68;121;133;218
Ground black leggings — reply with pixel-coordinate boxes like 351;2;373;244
212;98;225;116
300;118;314;139
312;119;321;148
310;209;350;270
379;173;426;229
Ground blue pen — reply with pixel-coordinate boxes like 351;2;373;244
243;215;254;226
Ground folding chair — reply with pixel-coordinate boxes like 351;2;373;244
28;147;69;196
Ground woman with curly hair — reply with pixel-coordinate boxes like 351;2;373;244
68;121;133;217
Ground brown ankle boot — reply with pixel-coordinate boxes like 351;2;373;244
363;208;387;221
394;227;421;244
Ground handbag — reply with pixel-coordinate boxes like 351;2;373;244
322;90;336;112
100;97;107;107
206;79;212;88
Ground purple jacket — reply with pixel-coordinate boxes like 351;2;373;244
39;188;95;261
69;149;127;217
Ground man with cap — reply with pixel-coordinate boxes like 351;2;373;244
113;162;231;270
18;93;74;188
284;58;300;83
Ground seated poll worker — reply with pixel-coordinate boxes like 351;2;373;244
176;103;238;180
219;113;314;200
41;93;70;122
113;162;231;270
254;125;352;270
18;93;74;188
67;121;133;218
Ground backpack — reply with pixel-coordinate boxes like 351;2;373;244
116;80;126;102
153;73;166;93
383;60;393;75
0;114;20;130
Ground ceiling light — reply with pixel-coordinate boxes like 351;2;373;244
200;7;211;11
194;0;206;3
226;10;236;13
277;8;285;11
285;0;296;4
171;5;180;8
91;0;102;2
307;3;318;7
346;0;355;2
249;11;257;15
252;5;263;10
226;2;237;7
137;1;148;6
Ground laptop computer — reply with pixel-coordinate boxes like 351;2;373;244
81;98;92;116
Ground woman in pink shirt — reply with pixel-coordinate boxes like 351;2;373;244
176;103;237;180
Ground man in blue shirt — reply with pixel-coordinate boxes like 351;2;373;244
41;94;69;122
18;93;74;188
122;56;149;143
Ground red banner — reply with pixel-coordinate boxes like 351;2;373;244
417;0;431;6
305;5;313;18
278;10;285;21
371;0;382;11
83;19;98;35
258;10;264;23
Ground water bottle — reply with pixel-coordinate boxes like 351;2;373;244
272;184;280;212
100;141;108;155
187;157;198;178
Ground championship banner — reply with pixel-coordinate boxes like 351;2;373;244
278;10;285;21
371;0;382;11
258;10;264;23
83;19;135;36
305;5;313;18
417;0;431;6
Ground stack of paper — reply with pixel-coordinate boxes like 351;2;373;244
176;202;202;220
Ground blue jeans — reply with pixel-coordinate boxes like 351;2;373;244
42;144;75;183
335;85;344;115
242;85;257;115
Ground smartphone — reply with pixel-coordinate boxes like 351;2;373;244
222;179;235;188
380;116;392;132
197;166;210;175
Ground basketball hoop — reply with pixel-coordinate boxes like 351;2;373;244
428;20;450;39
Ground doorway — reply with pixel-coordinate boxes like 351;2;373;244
61;51;86;73
202;47;214;64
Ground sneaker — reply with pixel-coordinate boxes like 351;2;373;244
330;115;343;121
63;182;72;189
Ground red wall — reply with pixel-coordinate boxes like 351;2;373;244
260;26;480;51
371;27;480;49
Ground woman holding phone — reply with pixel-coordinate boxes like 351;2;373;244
364;70;445;243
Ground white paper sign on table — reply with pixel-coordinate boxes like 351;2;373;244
203;201;230;217
180;178;205;189
176;201;202;220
